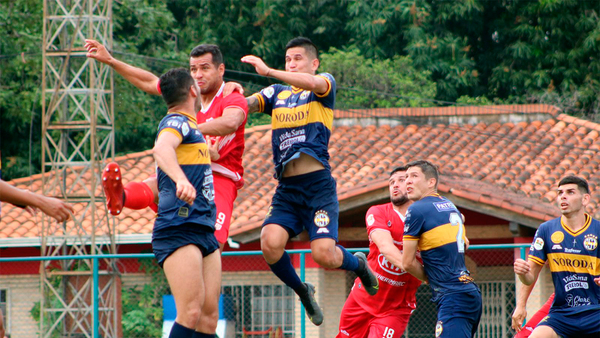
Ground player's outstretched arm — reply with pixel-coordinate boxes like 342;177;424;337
371;230;404;271
511;281;536;332
84;39;160;95
0;179;74;222
197;107;245;136
241;55;329;94
153;132;196;205
401;240;428;283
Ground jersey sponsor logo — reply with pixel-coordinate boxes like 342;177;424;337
278;129;306;150
277;90;291;99
584;234;598;251
551;231;564;244
178;207;189;217
367;214;375;226
533;237;544;250
300;91;309;100
276;99;285;105
551;256;593;269
377;273;406;287
435;321;443;337
182;122;190;136
552;244;563;250
564;247;582;253
274;110;308;124
433;201;455;212
339;330;349;336
378;254;405;275
202;169;214;201
314;210;330;233
565;294;592;307
263;86;275;99
167;120;182;128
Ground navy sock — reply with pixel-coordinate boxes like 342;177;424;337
268;251;306;294
169;322;196;338
193;332;216;338
337;245;360;271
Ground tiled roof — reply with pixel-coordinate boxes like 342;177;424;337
2;107;600;242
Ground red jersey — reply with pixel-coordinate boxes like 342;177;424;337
352;203;422;315
197;83;248;188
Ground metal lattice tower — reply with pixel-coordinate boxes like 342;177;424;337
41;1;117;337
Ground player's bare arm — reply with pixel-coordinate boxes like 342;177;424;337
153;132;196;205
246;95;262;114
401;240;428;282
371;230;404;271
241;55;328;94
511;281;536;332
514;258;543;286
197;107;245;136
85;39;160;95
0;180;74;222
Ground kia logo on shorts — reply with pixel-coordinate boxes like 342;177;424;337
378;254;405;275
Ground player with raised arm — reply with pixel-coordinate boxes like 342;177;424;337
241;37;378;326
401;160;482;338
84;40;247;249
514;175;600;338
151;68;220;338
337;166;422;338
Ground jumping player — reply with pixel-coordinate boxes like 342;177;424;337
242;37;378;326
402;160;482;338
514;175;600;338
151;68;220;338
337;166;422;338
84;40;247;249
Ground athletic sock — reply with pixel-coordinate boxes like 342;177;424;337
169;322;196;338
337;245;360;272
268;251;306;294
193;332;216;338
123;181;155;210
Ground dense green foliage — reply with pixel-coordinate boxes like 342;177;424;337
1;0;599;180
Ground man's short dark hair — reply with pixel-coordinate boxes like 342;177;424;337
558;175;590;194
158;68;194;108
406;160;439;187
390;165;408;177
285;37;318;60
190;44;223;66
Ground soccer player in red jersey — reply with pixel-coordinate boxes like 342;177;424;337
84;40;247;249
337;166;422;338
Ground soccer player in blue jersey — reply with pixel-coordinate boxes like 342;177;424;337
401;160;482;338
241;37;378;326
150;68;220;338
514;175;600;338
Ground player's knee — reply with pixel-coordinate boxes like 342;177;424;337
312;247;338;268
198;310;219;332
177;307;202;328
260;229;285;262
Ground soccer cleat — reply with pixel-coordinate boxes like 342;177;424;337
102;162;124;216
299;282;323;326
354;252;379;296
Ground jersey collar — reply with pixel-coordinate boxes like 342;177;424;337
560;213;591;236
168;111;197;124
200;82;224;114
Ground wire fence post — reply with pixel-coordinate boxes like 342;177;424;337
300;252;306;338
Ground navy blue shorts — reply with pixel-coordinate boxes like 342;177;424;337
538;307;600;338
435;289;482;338
152;224;219;267
263;169;339;241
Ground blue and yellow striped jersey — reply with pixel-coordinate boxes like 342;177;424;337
529;215;600;313
154;111;216;233
403;195;477;301
251;73;336;179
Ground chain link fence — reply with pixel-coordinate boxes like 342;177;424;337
0;244;556;338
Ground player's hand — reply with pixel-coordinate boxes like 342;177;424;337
206;137;220;161
511;305;527;332
84;39;113;65
241;55;271;76
514;258;530;276
176;179;196;205
594;276;600;287
223;82;244;97
37;195;74;223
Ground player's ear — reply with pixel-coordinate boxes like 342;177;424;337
218;63;225;77
311;58;319;72
582;192;591;206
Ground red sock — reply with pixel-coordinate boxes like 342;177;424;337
123;182;155;210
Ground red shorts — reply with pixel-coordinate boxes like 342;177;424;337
337;290;412;338
213;173;238;244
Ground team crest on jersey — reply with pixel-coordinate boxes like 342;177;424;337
300;91;309;100
367;214;375;226
533;238;544;251
263;86;274;98
277;90;291;100
314;210;330;234
584;234;598;251
435;321;443;337
551;231;564;244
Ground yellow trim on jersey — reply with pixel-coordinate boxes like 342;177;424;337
561;214;591;236
158;128;183;142
529;255;545;266
168;111;197;124
272;101;333;130
418;223;460;251
176;143;211;165
314;75;332;98
547;252;600;275
252;93;265;113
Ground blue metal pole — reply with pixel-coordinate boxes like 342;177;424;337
300;253;305;338
93;257;99;338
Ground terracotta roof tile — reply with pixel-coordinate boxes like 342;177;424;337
3;105;600;240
